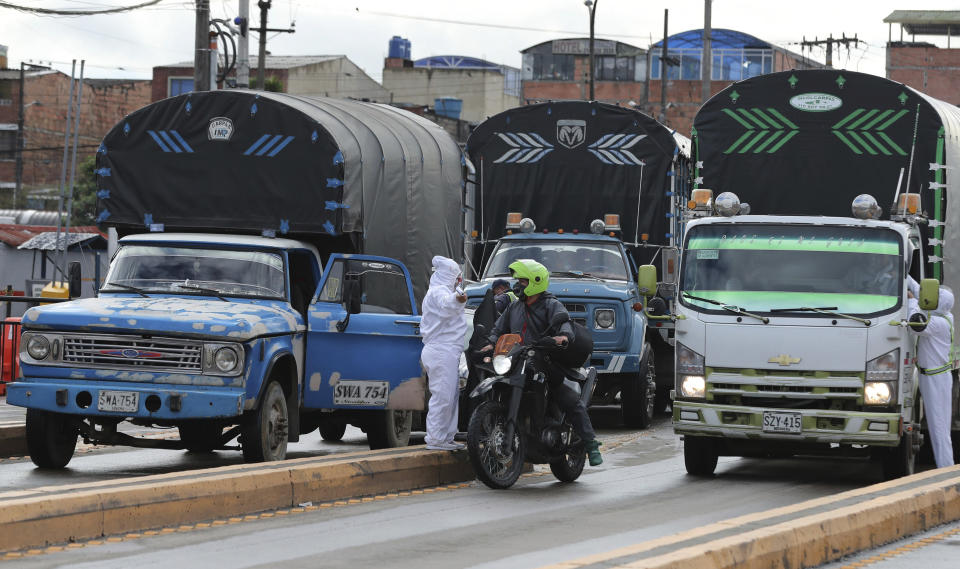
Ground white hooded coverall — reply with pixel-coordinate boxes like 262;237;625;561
908;276;956;468
420;256;467;448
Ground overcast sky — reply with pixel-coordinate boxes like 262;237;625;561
2;0;957;83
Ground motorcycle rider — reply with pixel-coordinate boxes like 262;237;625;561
480;259;602;466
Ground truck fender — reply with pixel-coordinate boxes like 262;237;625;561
627;310;648;354
249;350;301;443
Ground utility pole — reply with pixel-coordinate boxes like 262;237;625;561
660;9;669;124
14;62;24;208
257;0;269;89
194;0;211;91
236;0;250;87
702;0;712;103
585;0;598;101
799;33;863;68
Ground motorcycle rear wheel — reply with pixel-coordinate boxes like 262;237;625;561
549;446;586;482
467;400;526;489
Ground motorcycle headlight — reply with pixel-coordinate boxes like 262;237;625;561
214;347;239;373
26;334;50;360
493;354;513;375
594;308;615;329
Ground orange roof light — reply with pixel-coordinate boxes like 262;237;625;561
691;189;713;207
506;212;523;229
603;214;621;230
897;193;921;215
640;233;649;242
470;230;478;238
557;228;564;234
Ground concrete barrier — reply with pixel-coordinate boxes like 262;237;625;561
0;446;473;552
0;424;26;458
540;465;960;569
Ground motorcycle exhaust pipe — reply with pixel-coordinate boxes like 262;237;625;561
579;367;598;407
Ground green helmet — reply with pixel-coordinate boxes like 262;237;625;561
508;259;549;296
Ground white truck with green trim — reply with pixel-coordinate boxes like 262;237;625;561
670;69;960;478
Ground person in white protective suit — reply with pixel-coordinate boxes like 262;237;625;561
420;256;468;450
907;276;956;468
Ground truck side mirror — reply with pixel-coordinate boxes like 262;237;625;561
660;247;679;286
68;262;82;299
637;265;657;298
342;275;362;315
919;278;940;310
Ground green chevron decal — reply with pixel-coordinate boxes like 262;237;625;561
721;108;799;154
831;108;908;155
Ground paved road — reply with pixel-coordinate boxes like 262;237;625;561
0;407;903;569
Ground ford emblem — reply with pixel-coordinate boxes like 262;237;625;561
121;349;140;359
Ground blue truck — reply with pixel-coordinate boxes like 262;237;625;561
8;91;466;467
463;101;690;427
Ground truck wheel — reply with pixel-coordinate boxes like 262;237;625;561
241;381;288;462
179;421;223;453
621;348;656;429
318;420;347;442
366;410;412;449
684;436;718;476
881;436;916;480
26;409;79;469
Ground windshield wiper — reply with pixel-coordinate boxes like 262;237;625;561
102;282;149;298
769;306;870;326
178;284;229;302
550;270;604;281
681;291;769;324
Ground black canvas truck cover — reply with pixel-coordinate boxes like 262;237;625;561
694;69;960;288
95;90;465;300
465;101;683;265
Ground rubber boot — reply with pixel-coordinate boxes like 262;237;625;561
587;439;603;466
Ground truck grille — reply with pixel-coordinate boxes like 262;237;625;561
62;335;202;372
563;303;587;313
708;368;863;410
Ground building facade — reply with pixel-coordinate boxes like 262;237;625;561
152;55;389;102
884;11;960;106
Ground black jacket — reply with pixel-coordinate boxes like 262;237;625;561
488;292;574;346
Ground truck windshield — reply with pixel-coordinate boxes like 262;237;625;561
103;245;286;299
680;224;903;316
484;240;629;281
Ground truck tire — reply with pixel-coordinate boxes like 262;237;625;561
179;421;223;453
366;410;412;449
318;420;347;442
621;347;656;429
683;435;719;476
26;408;79;469
881;436;917;480
240;381;289;462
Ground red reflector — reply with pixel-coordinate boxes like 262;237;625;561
656;322;662;327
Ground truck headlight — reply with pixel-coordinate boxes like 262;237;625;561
594;308;615;329
493;354;513;375
25;334;51;360
680;375;706;398
864;382;894;405
214;347;239;373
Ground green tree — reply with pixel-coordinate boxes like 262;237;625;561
69;155;99;227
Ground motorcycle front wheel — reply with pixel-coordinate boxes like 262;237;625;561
549;445;586;482
467;400;526;489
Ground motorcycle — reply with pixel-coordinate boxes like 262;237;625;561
466;312;598;489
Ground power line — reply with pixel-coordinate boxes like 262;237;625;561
0;0;164;16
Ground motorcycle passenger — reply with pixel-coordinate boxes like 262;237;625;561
492;278;518;316
481;259;603;466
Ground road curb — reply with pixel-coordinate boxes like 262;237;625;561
0;446;474;552
541;465;960;569
0;424;26;458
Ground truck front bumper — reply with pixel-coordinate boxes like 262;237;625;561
673;401;901;446
7;379;245;420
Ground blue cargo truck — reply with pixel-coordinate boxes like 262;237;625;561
463;101;690;427
8;91;466;467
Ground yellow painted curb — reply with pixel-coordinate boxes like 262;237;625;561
0;446;473;552
540;465;960;569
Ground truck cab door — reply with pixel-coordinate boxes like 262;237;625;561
303;254;425;410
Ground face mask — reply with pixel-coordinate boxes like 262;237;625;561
512;281;525;297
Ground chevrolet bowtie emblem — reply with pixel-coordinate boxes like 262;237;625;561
769;354;801;366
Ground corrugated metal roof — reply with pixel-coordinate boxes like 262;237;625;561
161;55;343;70
0;225;104;248
17;232;103;251
884;10;960;35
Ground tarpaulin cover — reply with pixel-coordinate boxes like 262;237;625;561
465;101;681;254
694;69;960;316
96;90;464;300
